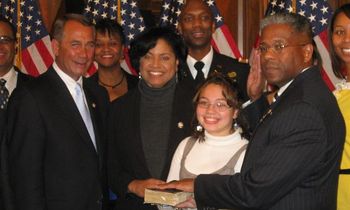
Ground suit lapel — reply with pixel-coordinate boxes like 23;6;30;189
46;68;97;154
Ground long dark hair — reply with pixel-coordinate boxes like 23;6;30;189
191;72;250;142
329;4;350;79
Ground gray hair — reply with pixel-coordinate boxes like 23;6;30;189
52;13;95;41
260;13;313;41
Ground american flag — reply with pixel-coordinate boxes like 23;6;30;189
0;0;54;77
84;0;146;75
264;0;342;90
159;0;242;59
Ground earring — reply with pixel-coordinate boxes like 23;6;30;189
233;119;239;130
196;124;203;132
138;72;142;79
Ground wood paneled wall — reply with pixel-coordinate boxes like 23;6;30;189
38;0;350;58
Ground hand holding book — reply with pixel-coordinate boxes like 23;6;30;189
144;179;197;208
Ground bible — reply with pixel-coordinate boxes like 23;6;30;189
144;188;193;206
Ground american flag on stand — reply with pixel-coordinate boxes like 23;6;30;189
159;0;242;59
84;0;146;76
0;0;54;76
264;0;342;90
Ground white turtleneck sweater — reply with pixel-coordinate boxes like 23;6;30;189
167;130;248;182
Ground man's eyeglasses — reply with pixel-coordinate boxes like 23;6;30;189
258;42;309;54
196;100;232;112
0;36;15;45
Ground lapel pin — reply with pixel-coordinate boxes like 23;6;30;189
227;71;237;78
177;122;184;129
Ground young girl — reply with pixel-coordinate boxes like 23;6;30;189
167;73;249;184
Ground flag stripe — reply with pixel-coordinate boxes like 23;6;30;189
315;35;340;90
122;47;137;75
24;43;48;75
216;25;242;58
35;36;54;67
21;49;40;76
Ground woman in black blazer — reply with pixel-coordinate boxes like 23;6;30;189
108;27;193;210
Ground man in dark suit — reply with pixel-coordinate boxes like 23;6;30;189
177;0;249;100
0;15;32;210
160;13;345;210
0;15;32;134
4;14;108;210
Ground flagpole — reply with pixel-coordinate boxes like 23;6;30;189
292;0;296;13
117;0;121;24
16;0;22;68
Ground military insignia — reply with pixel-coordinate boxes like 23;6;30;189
227;71;237;79
177;122;184;129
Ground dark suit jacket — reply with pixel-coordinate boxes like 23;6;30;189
0;67;32;134
0;67;32;210
108;82;194;210
5;67;109;210
194;66;345;210
87;69;138;102
179;51;250;101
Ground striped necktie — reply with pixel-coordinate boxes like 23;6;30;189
0;79;9;110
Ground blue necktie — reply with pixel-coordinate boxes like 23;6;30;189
74;83;96;150
0;79;9;110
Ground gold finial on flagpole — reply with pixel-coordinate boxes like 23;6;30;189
292;0;297;13
117;0;121;24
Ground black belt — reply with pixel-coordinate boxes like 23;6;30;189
340;169;350;174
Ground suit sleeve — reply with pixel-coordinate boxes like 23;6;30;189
194;102;327;209
107;101;135;197
6;87;47;210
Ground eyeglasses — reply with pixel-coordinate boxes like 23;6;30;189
258;42;309;54
0;36;15;45
197;100;231;112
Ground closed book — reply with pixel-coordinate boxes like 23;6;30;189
144;188;193;206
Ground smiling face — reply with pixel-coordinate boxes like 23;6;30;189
139;38;178;88
0;21;16;75
94;31;123;69
196;84;237;136
52;20;95;81
332;12;350;67
178;0;215;52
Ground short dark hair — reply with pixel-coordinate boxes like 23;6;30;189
95;18;125;44
129;26;187;73
0;15;17;39
179;0;214;23
329;4;350;79
52;13;95;41
192;72;250;142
